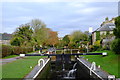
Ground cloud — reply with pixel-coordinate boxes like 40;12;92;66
4;16;33;22
1;2;118;37
2;0;119;2
3;25;17;33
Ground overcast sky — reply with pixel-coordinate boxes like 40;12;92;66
1;1;119;37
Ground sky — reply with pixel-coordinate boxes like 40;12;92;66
1;0;119;37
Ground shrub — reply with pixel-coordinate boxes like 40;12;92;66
2;45;33;58
93;45;100;51
89;45;94;52
26;47;33;53
94;40;100;46
79;47;87;53
13;46;23;54
111;39;120;54
2;45;13;57
13;46;33;54
101;45;109;50
68;42;76;49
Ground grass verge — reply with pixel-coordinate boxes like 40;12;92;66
1;50;40;59
2;56;45;79
2;55;18;59
82;50;120;78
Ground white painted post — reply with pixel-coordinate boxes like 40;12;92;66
71;49;72;54
108;75;115;80
102;52;107;56
39;50;40;53
77;50;80;53
98;65;100;68
55;50;56;54
87;43;89;53
20;54;25;57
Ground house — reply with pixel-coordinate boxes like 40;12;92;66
92;18;115;46
0;33;12;45
0;40;10;45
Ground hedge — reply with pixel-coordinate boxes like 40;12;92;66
2;45;13;57
2;45;33;58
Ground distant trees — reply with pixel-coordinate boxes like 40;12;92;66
57;30;88;49
62;35;70;46
70;30;88;43
0;33;12;40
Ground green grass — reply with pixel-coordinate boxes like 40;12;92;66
1;50;39;59
2;56;45;79
82;50;120;78
2;55;18;59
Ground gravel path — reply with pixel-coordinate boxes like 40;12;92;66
0;52;38;65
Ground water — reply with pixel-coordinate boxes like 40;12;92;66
66;63;77;78
62;63;65;71
36;60;93;80
73;63;77;69
67;69;77;77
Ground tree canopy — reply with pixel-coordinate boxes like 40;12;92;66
114;16;120;38
70;30;88;43
10;19;59;48
10;24;33;46
62;35;70;46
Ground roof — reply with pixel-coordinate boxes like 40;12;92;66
95;23;115;32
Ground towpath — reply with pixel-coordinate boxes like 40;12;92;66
0;52;38;65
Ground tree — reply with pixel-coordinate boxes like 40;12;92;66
111;16;120;54
30;19;46;33
46;29;59;46
70;30;88;43
105;17;109;21
10;37;23;46
11;24;33;46
113;16;120;39
62;35;70;46
30;19;48;46
111;39;120;54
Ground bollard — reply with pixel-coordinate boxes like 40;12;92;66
77;51;80;53
108;75;115;80
102;52;107;56
30;66;32;68
39;50;40;53
20;54;25;57
98;65;100;68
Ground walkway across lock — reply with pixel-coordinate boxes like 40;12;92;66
20;51;107;62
